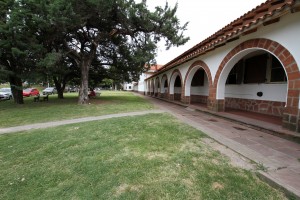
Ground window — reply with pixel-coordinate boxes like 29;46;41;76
191;69;205;86
225;52;286;85
128;86;131;89
164;80;168;88
226;60;243;84
244;54;267;83
270;56;287;82
174;76;181;87
156;80;160;89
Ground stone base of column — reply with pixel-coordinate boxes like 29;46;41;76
182;96;190;104
169;94;174;101
282;109;299;132
208;99;225;112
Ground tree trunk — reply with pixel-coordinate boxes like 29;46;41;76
78;57;90;104
53;76;65;99
9;75;24;104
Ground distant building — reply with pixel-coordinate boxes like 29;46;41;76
123;64;163;93
123;82;133;91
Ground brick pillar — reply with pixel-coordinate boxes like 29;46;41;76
183;96;190;104
207;87;225;111
208;98;225;112
282;107;299;132
165;93;170;100
180;86;185;103
169;94;174;101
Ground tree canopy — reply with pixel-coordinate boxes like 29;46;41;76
0;0;189;104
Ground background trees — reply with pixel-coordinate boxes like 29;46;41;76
0;0;189;104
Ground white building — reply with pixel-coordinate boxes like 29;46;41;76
128;65;163;93
139;0;300;133
123;82;134;91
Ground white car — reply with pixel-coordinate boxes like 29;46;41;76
42;87;57;95
0;88;13;100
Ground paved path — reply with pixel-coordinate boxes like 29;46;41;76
138;94;300;199
0;110;164;134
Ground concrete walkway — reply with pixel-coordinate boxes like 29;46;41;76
0;110;164;134
139;94;300;199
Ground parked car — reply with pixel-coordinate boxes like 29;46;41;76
42;87;57;95
0;88;13;100
23;88;40;97
68;86;79;93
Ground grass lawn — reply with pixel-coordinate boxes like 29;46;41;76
0;113;286;199
0;91;154;128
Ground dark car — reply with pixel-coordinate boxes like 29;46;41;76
23;88;40;97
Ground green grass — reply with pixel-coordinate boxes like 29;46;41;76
0;113;286;199
0;91;154;128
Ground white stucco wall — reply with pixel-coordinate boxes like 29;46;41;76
225;83;288;102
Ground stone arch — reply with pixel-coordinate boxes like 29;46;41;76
184;60;213;104
160;74;169;99
169;69;183;101
213;38;300;131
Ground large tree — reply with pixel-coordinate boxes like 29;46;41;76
0;0;42;104
61;0;189;104
1;0;189;104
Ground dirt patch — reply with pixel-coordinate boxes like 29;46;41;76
180;140;204;153
145;152;169;160
88;99;111;105
182;178;194;188
115;183;143;196
212;182;224;190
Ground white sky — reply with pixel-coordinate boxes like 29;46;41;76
142;0;266;65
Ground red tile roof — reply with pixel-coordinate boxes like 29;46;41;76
144;64;163;72
146;0;297;80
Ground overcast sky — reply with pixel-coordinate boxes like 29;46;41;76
141;0;266;65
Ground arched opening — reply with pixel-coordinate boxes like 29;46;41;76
160;74;168;99
154;77;160;97
220;50;287;124
214;38;300;131
174;76;182;101
185;68;211;107
170;70;183;102
190;69;209;105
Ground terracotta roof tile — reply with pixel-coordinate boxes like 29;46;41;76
148;0;297;80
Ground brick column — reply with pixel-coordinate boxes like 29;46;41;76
169;94;174;101
183;96;191;104
207;98;225;112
